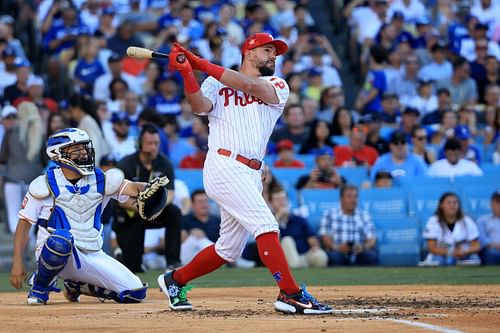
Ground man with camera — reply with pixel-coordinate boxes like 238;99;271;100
318;185;379;266
295;147;344;190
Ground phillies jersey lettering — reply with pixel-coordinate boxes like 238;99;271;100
219;87;267;107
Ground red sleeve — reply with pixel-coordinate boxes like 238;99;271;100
333;146;352;167
365;146;379;166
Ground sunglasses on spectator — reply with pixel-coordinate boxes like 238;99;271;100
114;121;129;126
414;136;426;141
392;140;406;146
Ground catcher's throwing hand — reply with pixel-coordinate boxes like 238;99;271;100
10;260;26;289
137;176;170;221
168;50;192;77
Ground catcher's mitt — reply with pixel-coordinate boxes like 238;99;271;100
137;176;169;221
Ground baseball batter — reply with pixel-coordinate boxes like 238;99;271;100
10;128;150;305
158;34;332;314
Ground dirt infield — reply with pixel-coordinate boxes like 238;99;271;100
1;285;499;333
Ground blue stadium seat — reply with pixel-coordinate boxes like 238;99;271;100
337;166;369;186
481;163;500;177
458;183;499;219
482;144;496;163
263;155;276;167
295;154;316;167
300;189;340;232
374;217;420;266
379;126;394;141
359;188;409;218
397;176;453;189
272;167;312;191
331;135;349;145
407;186;461;220
175;169;204;193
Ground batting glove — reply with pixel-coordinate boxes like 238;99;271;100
168;50;192;77
173;42;224;80
173;42;208;71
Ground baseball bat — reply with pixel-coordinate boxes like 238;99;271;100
126;46;185;63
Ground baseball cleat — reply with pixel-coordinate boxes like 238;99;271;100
274;285;333;315
63;280;81;302
27;287;49;305
26;273;61;305
157;272;193;311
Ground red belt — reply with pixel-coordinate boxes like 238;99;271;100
217;148;262;170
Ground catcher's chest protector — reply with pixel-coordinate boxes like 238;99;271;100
45;168;105;251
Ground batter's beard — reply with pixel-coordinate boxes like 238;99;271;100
258;62;275;76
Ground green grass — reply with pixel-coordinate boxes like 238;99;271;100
2;266;500;292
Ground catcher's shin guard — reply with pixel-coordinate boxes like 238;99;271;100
28;229;73;305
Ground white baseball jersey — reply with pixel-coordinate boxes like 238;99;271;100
200;75;289;262
423;215;480;247
18;167;142;292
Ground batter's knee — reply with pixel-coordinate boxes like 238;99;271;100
253;224;279;239
215;241;246;263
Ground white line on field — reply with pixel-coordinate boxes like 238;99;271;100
386;318;465;333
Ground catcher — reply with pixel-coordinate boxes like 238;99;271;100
10;128;169;305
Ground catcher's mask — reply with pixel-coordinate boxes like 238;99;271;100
46;128;95;175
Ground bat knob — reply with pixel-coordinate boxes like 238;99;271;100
176;54;186;64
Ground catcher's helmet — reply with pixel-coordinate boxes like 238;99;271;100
46;128;95;175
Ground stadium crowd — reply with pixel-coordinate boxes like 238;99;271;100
0;0;499;269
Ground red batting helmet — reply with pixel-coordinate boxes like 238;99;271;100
241;33;288;56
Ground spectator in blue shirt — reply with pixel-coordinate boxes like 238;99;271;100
477;190;500;265
370;131;428;181
270;189;328;268
74;37;105;96
42;5;82;56
147;73;182;116
355;45;387;114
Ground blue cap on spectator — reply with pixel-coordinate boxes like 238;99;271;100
102;6;115;16
492;189;500;200
0;15;14;26
79;25;91;36
454;125;470;140
313;147;334;157
416;17;430;26
15;58;31;68
108;53;123;63
2;46;15;58
475;22;489;31
308;68;322;77
99;154;117;166
59;100;69;110
392;11;404;21
111;112;130;124
403;107;420;117
359;113;382;124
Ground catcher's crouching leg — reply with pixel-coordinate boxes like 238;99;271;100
28;229;74;305
63;281;148;303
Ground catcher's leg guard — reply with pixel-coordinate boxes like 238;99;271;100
63;281;147;303
28;229;73;305
116;283;148;303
